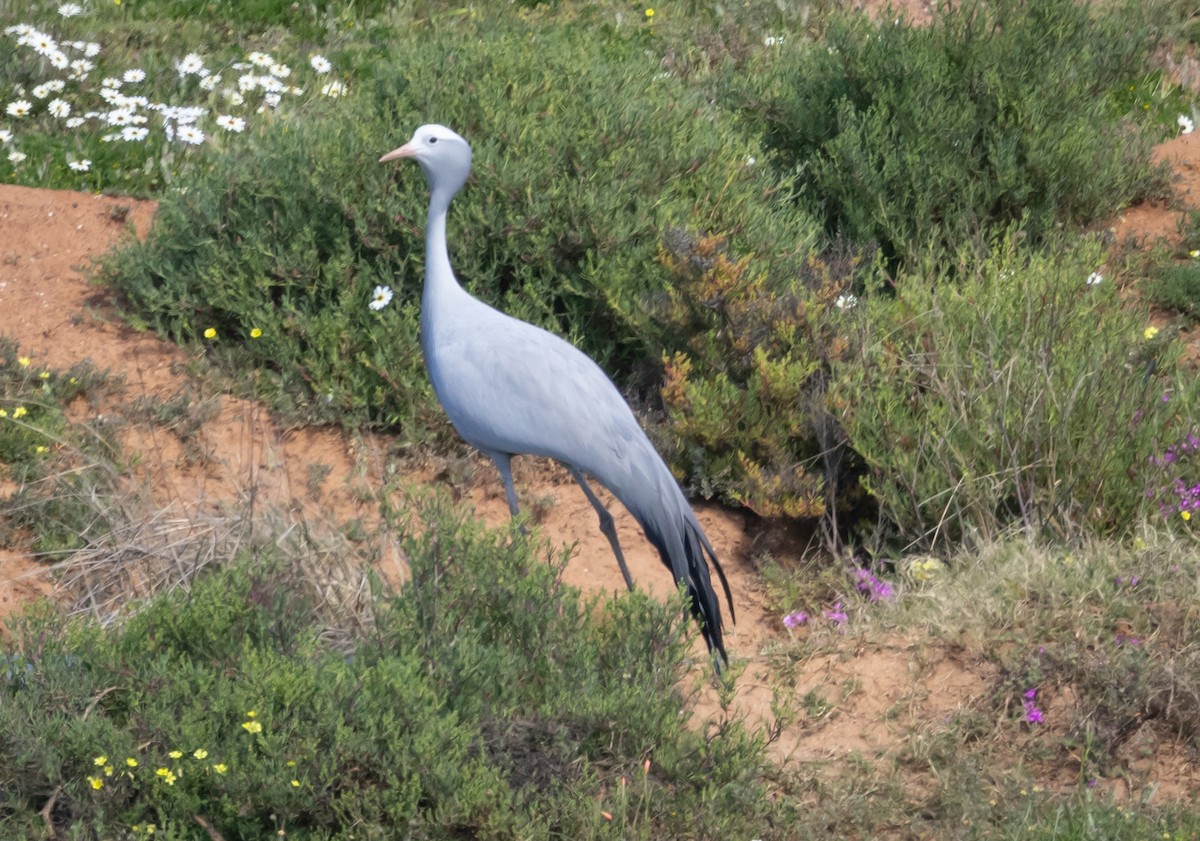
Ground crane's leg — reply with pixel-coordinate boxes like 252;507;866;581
567;466;635;593
486;451;528;535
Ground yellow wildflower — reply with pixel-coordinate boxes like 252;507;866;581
39;371;49;379
242;720;263;734
250;327;262;339
213;763;228;774
291;779;300;787
193;748;209;760
87;776;103;790
0;409;7;418
125;757;138;768
203;327;217;339
168;750;183;760
1184;511;1192;522
13;406;27;418
645;7;654;17
17;356;30;367
93;756;108;767
1144;326;1159;340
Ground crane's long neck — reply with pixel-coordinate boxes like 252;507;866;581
421;184;470;344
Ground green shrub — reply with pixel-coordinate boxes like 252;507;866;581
831;236;1197;549
97;17;824;446
765;0;1169;268
1147;263;1200;321
0;498;782;839
0;336;118;556
652;229;863;518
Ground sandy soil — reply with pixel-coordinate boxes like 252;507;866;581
2;129;1199;784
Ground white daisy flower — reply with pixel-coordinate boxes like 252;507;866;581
58;3;84;17
177;125;205;145
4;24;35;37
8;150;27;163
101;77;123;89
199;74;220;91
64;117;84;128
0;129;12;142
163;105;205;124
48;99;70;118
68;158;90;171
287;86;304;96
764;35;783;47
835;294;858;310
120;126;149;141
31;84;52;99
6;100;32;118
310;54;331;74
69;58;93;78
83;42;101;58
30;33;58;57
124;68;146;84
269;63;291;78
237;73;259;93
1179;114;1195;135
320;80;346;97
369;285;394;311
216;114;246;132
224;90;245;106
248;51;273;67
1086;272;1104;286
105;108;136;126
49;51;68;69
176;53;206;76
264;92;281;108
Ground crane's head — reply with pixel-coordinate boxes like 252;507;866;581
380;124;472;196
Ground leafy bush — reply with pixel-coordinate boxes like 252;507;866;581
831;236;1197;549
0;499;783;839
652;230;864;519
97;17;823;444
1145;261;1200;322
0;336;119;556
764;0;1169;268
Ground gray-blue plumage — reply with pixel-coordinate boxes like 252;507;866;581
381;124;733;666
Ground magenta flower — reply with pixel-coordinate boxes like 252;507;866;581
1023;688;1045;724
782;610;808;629
852;568;894;601
823;602;848;626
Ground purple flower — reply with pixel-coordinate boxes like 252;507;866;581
852;568;894;601
823;602;848;626
1022;687;1045;724
782;610;808;629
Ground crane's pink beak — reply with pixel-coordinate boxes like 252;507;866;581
379;142;417;163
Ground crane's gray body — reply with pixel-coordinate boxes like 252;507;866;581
383;124;732;665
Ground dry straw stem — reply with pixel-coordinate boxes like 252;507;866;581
48;484;381;649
